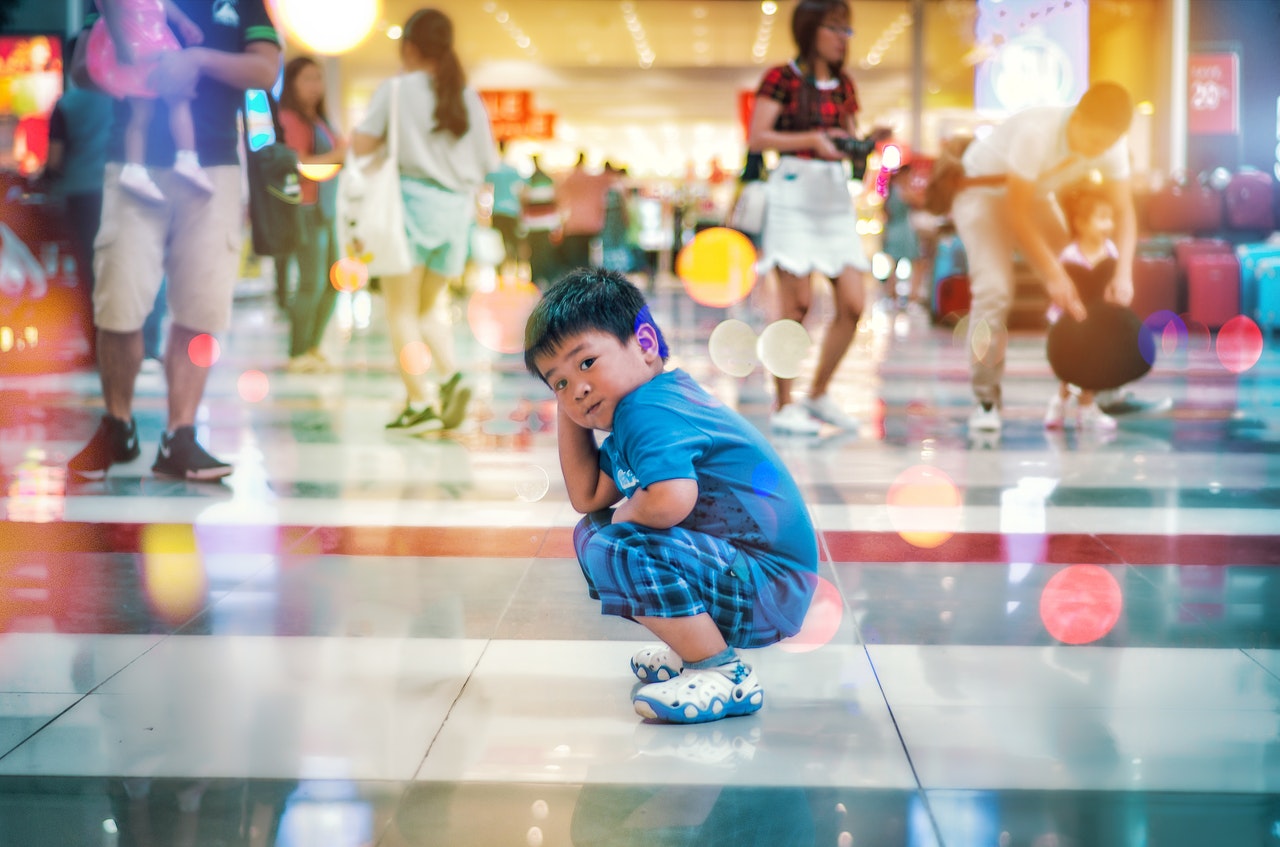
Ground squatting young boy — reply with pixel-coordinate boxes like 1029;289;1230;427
523;269;818;724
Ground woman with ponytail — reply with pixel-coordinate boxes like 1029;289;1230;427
351;8;498;432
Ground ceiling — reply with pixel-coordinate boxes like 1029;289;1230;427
276;0;983;171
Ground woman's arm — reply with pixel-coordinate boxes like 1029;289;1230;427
747;97;843;161
557;405;621;514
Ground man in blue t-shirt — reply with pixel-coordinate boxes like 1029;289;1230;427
67;0;281;482
524;269;819;725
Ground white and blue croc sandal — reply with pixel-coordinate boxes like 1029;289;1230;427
632;664;764;724
630;644;683;683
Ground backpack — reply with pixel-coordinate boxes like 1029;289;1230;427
244;90;302;257
922;136;977;216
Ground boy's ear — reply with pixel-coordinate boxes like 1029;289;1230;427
635;322;660;360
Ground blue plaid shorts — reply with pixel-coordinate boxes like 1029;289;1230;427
572;510;788;649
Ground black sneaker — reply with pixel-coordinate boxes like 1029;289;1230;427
68;414;140;480
152;426;233;481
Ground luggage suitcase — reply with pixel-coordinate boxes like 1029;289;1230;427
1224;169;1275;232
932;232;968;282
1234;241;1280;318
1256;257;1280;333
1174;237;1233;270
1131;253;1179;320
1146;180;1224;234
932;273;971;325
1185;252;1241;329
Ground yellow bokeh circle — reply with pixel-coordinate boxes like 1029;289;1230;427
675;227;758;308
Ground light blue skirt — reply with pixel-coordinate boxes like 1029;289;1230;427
401;176;473;278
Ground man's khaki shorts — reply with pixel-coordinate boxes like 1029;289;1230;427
93;163;243;334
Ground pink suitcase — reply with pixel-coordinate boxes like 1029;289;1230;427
1132;253;1179;319
1146;181;1224;234
1185;253;1241;329
1224;169;1275;231
1174;237;1233;270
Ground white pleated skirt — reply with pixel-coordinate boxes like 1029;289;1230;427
758;156;868;277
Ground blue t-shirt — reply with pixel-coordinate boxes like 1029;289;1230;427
599;369;818;635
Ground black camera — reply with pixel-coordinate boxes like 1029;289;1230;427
833;136;878;180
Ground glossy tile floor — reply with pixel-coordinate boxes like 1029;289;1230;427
1;273;1279;847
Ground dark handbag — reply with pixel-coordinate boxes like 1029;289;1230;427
244;90;302;257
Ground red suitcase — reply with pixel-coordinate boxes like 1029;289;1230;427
1131;254;1179;319
1174;237;1233;270
1224;169;1275;231
1185;253;1241;329
1146;180;1224;234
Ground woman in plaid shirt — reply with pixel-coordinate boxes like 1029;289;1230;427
748;0;886;436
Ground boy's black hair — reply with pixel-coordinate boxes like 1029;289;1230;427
523;268;669;379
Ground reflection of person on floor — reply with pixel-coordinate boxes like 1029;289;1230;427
524;270;818;725
953;82;1137;435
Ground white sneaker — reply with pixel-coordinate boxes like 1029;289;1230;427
1043;395;1068;429
803;394;858;430
119;163;164;203
1077;402;1118;431
770;403;822;435
968;403;1002;433
173;153;214;193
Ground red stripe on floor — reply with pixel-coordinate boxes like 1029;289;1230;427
2;523;1277;566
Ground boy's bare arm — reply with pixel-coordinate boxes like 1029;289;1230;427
557;405;621;513
612;479;697;529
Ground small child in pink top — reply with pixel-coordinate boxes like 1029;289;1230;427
87;0;213;201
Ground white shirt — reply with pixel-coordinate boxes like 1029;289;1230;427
962;105;1130;195
356;71;499;193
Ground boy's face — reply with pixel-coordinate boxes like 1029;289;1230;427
534;327;661;432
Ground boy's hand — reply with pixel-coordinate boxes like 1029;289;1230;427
611;479;697;529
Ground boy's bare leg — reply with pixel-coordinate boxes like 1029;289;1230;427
635;613;729;664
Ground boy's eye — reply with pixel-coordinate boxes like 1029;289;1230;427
579;357;596;371
552;378;567;392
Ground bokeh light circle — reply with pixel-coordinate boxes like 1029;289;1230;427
140;523;207;626
886;465;962;548
757;319;811;379
1140;310;1185;364
187;334;220;368
270;0;378;55
1215;315;1264;373
514;464;550;502
297;162;341;182
708;319;759;377
237;369;270;403
330;256;369;292
1039;564;1123;645
779;576;844;653
466;279;541;354
1183;315;1212;353
675;226;758;308
399;341;431;376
